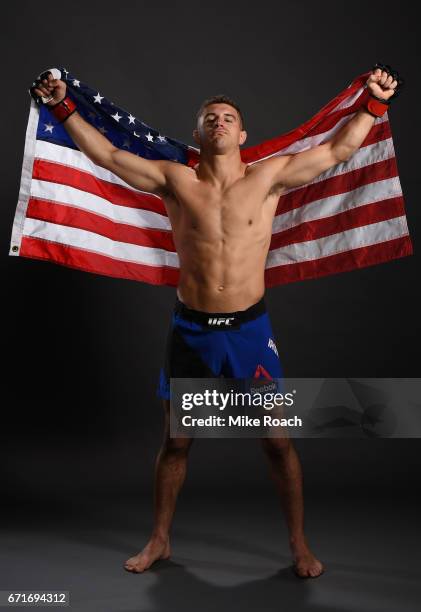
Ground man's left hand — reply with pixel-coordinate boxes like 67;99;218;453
366;64;400;102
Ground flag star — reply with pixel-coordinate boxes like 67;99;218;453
63;69;69;78
94;93;104;104
133;131;141;138
73;79;81;87
112;112;122;122
123;139;131;149
145;132;154;142
44;123;54;133
128;114;136;124
157;135;167;142
99;126;108;135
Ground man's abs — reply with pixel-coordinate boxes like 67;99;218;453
176;232;270;311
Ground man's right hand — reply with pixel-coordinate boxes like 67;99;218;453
31;71;66;106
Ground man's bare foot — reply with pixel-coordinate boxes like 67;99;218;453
124;535;170;573
290;536;324;578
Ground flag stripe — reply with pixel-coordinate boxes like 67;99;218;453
264;236;412;287
26;197;176;251
20;236;180;286
29;178;171;230
270;197;406;249
33;156;166;213
266;216;409;268
22;217;179;267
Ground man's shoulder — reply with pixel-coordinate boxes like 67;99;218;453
160;159;195;179
243;156;290;186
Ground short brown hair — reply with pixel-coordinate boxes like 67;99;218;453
196;95;245;129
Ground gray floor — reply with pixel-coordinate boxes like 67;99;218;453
1;490;420;612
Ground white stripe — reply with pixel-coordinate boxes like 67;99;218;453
30;179;172;231
23;218;179;268
266;216;409;268
34;140;163;198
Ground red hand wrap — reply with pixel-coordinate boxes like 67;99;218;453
365;95;389;118
48;96;77;123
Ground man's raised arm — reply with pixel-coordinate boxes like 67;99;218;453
32;72;170;196
263;63;403;192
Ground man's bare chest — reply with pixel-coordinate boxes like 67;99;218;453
162;169;280;231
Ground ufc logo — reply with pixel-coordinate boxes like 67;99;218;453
208;317;235;326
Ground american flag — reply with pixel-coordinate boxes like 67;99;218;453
10;67;413;287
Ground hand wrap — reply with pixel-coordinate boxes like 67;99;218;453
365;62;404;118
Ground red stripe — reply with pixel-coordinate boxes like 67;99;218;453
33;159;167;215
26;198;176;251
270;197;405;249
20;237;180;286
276;157;399;216
264;235;413;287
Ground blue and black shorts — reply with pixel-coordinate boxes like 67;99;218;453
157;296;283;400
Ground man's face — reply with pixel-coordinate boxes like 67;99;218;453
193;103;247;152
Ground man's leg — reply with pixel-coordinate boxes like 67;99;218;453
260;436;324;578
124;399;193;572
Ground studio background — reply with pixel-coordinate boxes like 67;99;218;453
2;1;420;519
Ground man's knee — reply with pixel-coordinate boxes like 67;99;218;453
261;436;292;459
161;399;194;456
162;435;194;458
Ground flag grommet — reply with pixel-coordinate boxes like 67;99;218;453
11;246;18;253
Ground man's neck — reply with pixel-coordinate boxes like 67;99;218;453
195;149;247;190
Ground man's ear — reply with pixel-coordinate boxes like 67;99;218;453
193;128;200;145
239;130;247;146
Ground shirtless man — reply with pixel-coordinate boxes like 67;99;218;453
33;64;400;578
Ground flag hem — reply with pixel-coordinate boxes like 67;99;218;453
9;99;40;257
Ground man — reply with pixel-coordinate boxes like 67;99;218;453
33;64;400;578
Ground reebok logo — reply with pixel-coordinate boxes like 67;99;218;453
268;338;279;356
208;317;235;326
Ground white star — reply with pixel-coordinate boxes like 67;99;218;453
133;131;141;138
112;112;122;122
63;69;69;78
157;135;167;142
99;126;108;135
123;139;131;149
93;93;104;104
44;123;54;133
145;132;154;142
128;114;136;124
73;79;80;87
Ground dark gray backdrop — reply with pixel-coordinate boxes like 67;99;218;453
2;1;420;506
